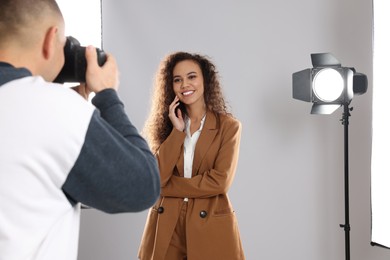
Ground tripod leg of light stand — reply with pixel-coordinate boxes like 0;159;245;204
340;103;351;260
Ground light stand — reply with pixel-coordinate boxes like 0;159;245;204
292;53;368;260
340;103;351;260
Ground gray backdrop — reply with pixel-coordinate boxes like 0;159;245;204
78;0;390;259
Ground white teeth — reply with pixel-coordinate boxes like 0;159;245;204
183;91;194;96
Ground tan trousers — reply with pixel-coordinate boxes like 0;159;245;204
164;201;188;260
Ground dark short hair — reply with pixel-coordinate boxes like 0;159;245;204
0;0;62;43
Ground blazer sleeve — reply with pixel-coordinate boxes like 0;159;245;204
156;128;186;187
161;117;241;198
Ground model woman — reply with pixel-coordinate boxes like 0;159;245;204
138;51;245;260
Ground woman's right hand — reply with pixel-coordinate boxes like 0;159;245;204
168;96;185;132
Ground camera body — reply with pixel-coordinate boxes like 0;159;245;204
54;36;107;83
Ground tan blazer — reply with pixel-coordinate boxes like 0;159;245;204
138;111;245;260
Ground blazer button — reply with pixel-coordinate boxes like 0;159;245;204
157;206;164;214
199;210;207;218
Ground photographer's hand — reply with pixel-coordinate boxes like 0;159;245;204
85;46;119;93
71;83;91;100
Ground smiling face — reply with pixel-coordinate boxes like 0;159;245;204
172;59;205;108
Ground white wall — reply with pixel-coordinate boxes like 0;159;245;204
77;0;390;259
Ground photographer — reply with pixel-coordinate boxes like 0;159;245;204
0;1;160;259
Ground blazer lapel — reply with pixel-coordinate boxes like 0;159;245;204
192;111;219;176
176;152;185;177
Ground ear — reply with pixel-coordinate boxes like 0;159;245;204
42;26;58;60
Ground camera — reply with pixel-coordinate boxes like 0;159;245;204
54;36;107;83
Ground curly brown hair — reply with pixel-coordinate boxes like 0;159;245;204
143;51;231;153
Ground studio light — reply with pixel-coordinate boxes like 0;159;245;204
292;53;368;260
292;53;367;114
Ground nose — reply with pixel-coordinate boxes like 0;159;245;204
180;79;189;89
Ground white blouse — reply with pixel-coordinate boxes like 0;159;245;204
183;115;206;201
